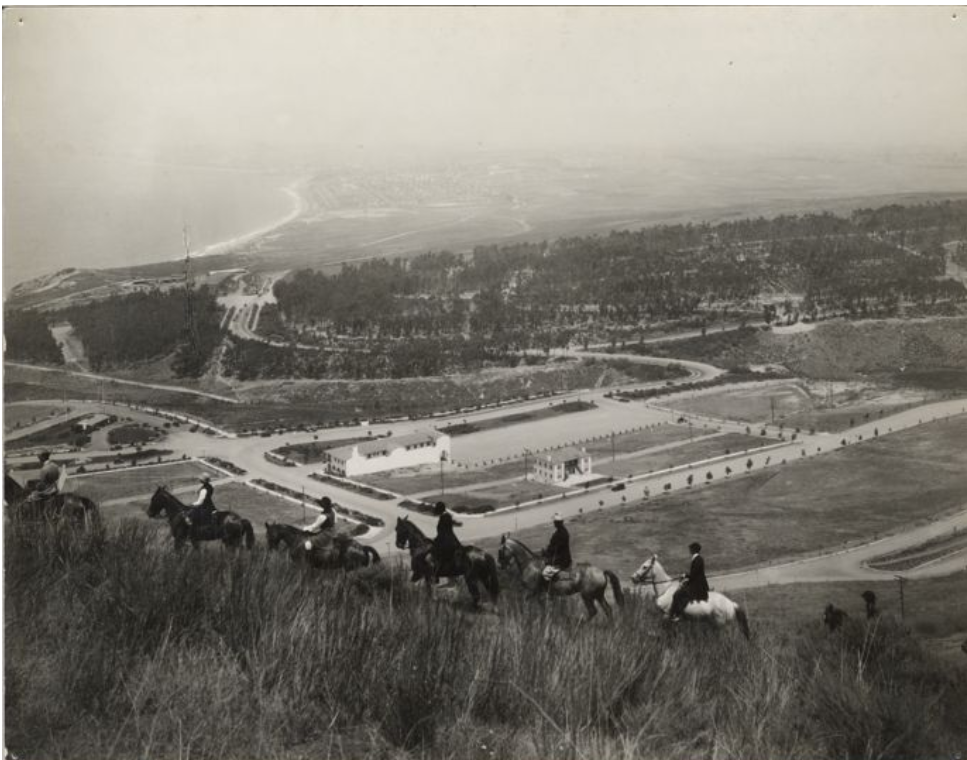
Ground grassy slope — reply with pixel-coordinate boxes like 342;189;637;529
5;520;965;760
483;416;967;579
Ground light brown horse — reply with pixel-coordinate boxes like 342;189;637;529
498;535;624;621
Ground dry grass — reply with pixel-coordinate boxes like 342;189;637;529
5;519;966;760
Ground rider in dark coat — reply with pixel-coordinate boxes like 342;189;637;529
669;541;709;620
305;496;336;534
542;513;572;583
431;501;464;581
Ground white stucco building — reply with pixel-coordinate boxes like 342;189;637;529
533;446;593;485
325;429;451;477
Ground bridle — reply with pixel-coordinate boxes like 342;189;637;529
633;558;674;597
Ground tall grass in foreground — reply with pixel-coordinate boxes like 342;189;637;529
5;520;965;760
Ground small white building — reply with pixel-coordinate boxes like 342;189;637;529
533;446;592;485
325;429;451;477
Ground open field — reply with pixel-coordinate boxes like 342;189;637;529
438;399;596;436
63;460;221;505
3;403;72;432
594;432;771;478
359;459;524;495
4;415;89;450
6;518;966;760
483;416;967;580
734;573;967;661
581;422;699;456
665;381;932;431
423;478;568;510
450;401;672;464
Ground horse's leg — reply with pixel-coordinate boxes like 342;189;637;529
581;594;597;622
465;573;480;608
597;589;613;620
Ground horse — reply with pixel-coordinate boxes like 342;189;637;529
265;521;380;570
394;515;500;607
147;486;254;550
498;535;624;621
631;554;750;639
4;472;99;528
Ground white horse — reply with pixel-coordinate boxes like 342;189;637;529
631;554;750;639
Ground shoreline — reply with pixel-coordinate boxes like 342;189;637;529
184;177;309;262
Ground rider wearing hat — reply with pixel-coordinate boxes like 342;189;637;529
29;451;63;502
541;512;572;589
187;475;216;527
431;501;464;584
304;496;337;534
669;541;709;620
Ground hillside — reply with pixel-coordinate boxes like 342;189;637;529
637;317;967;387
5;520;966;760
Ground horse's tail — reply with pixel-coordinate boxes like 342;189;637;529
363;546;381;565
242;519;255;550
605;570;625;608
735;604;751;640
483;552;501;600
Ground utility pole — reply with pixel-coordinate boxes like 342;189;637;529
770;397;776;426
523;449;529;481
895;575;906;621
302;486;306;527
611;430;616;463
440;452;446;497
183;225;199;354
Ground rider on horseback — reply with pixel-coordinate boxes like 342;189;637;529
304;496;336;534
186;475;216;527
541;513;572;591
431;501;464;586
28;451;62;503
668;541;709;621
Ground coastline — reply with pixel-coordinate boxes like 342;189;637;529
187;177;309;261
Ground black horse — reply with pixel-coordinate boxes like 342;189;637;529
265;521;380;570
394;515;499;607
4;471;99;528
147;486;254;550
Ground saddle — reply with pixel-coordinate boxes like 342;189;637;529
548;568;575;584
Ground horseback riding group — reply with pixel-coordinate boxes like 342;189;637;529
4;452;747;634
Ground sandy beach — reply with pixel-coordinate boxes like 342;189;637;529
190;178;309;260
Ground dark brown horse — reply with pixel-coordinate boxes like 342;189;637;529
4;472;99;529
394;515;499;607
147;486;254;550
265;521;380;570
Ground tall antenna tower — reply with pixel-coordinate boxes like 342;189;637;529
183;225;199;353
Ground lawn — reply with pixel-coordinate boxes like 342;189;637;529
425;478;568;510
359;459;525;496
106;423;164;446
64;460;221;505
3;404;72;433
594;432;772;478
482;416;967;582
4;415;90;450
666;382;814;423
581;423;701;457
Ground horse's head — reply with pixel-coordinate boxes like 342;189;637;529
146;486;168;519
631;554;658;585
497;534;512;569
394;515;410;549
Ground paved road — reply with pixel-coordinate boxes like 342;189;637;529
714;506;967;591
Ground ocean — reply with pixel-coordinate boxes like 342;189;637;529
2;152;296;293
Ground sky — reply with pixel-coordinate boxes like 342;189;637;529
4;6;967;166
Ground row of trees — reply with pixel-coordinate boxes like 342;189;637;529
3;310;63;365
55;287;223;376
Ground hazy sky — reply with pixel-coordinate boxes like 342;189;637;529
5;6;967;165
